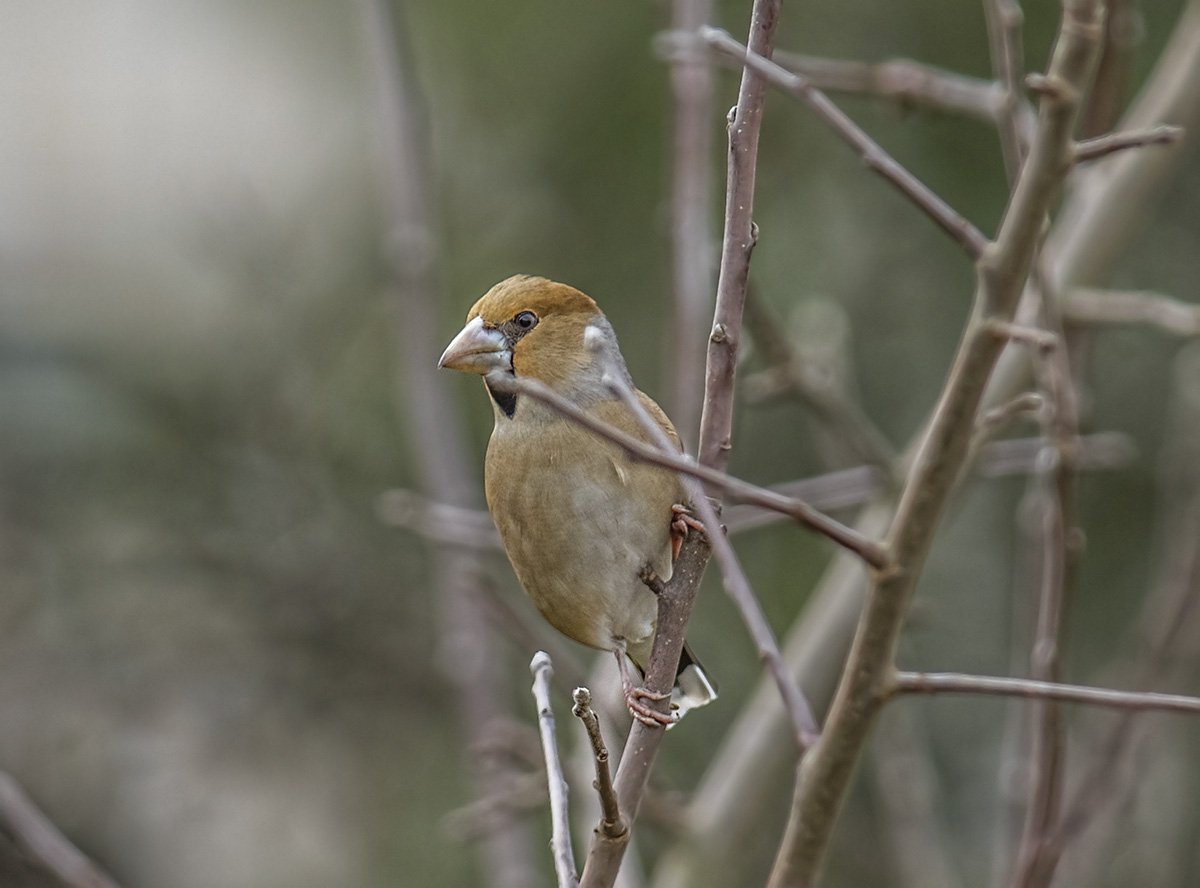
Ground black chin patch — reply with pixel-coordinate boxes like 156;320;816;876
485;379;517;418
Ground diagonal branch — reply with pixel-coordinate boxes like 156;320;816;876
531;654;578;888
487;372;890;570
701;26;990;259
0;772;121;888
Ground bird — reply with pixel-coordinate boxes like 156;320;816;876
438;274;717;725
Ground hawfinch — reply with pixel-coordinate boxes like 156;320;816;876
438;275;717;724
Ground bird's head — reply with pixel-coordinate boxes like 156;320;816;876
439;276;628;406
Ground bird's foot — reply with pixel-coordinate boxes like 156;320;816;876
670;503;707;561
625;686;678;727
615;649;677;727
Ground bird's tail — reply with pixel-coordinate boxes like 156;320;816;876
671;642;718;721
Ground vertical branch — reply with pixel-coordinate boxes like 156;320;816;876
1080;0;1139;137
983;0;1029;179
362;3;539;886
666;0;716;449
697;0;783;474
581;3;782;885
1009;319;1082;888
532;654;579;888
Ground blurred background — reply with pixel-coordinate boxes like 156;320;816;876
0;1;1197;886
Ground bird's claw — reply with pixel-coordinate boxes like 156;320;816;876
625;686;678;727
670;503;707;560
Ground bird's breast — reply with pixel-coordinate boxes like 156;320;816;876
484;417;678;652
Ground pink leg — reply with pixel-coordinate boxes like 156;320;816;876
614;650;676;727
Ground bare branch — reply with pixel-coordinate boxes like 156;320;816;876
531;653;579;888
1061;288;1200;336
1073;124;1183;163
774;51;1006;122
892;672;1200;715
723;466;884;533
979;432;1136;477
701;26;990;259
1009;266;1084;888
983;0;1030;179
695;4;781;474
572;688;625;840
0;772;121;888
665;0;716;450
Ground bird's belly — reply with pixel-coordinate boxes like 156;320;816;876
486;448;672;653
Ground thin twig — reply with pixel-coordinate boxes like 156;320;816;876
1073;124;1183;163
488;372;891;569
572;688;624;839
978;431;1136;477
983;0;1029;180
774;50;1006;123
0;773;121;888
1012;262;1086;888
891;672;1200;715
665;0;716;451
701;26;990;259
658;31;1010;123
531;653;579;888
1061;288;1200;336
1080;0;1140;137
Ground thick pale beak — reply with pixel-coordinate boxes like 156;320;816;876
438;316;511;374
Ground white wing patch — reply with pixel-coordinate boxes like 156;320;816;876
610;457;629;486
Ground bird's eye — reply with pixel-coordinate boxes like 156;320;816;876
514;311;537;330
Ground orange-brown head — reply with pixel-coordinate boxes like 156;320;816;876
439;275;625;397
